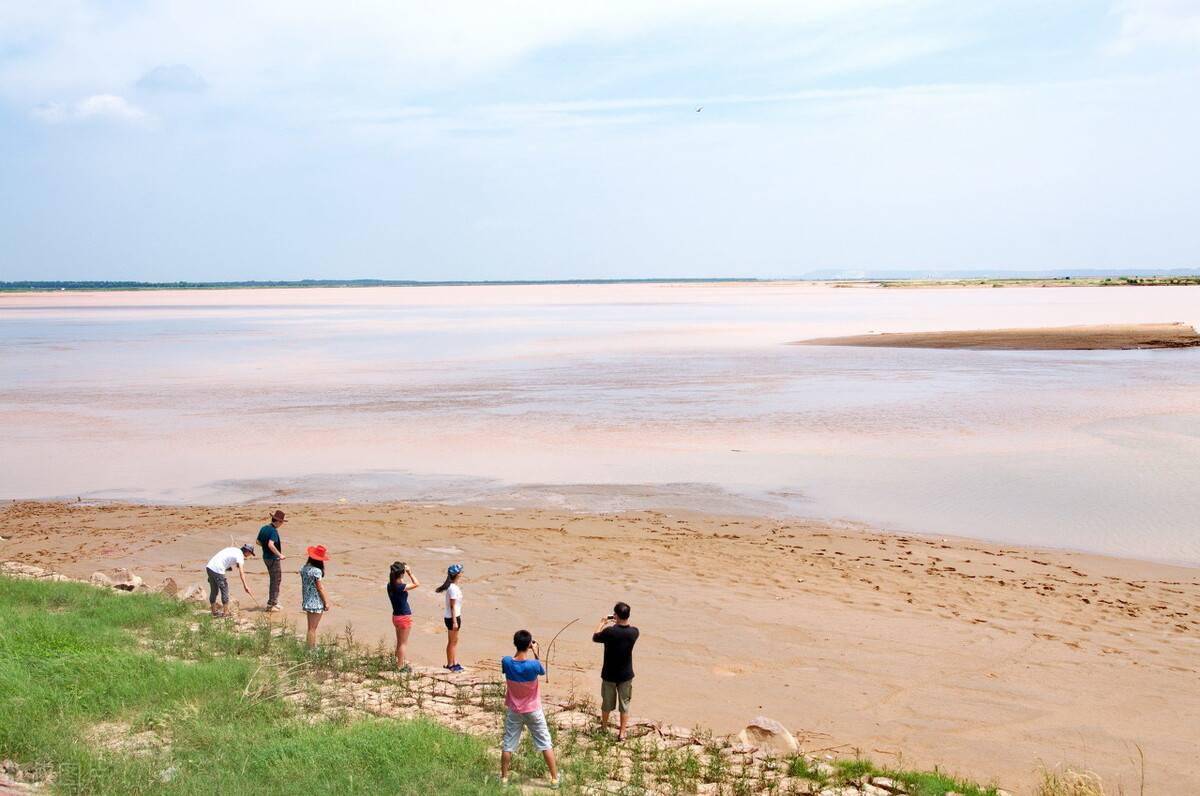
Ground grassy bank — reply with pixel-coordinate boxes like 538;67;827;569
0;576;503;794
1;573;1018;795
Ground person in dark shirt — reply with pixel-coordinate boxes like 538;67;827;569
592;601;639;740
256;510;287;611
387;561;420;672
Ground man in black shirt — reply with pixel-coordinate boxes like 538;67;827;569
592;601;639;740
256;510;287;611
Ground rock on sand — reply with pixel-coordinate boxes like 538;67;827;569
736;716;798;755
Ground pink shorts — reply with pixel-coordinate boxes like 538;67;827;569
392;615;413;629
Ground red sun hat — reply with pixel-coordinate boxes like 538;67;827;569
306;544;330;561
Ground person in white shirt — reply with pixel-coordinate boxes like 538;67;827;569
435;563;465;672
205;544;256;617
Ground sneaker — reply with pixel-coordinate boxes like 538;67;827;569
398;664;412;674
499;777;510;787
449;663;465;672
266;604;282;613
549;774;562;789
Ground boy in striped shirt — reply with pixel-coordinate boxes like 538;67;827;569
499;629;560;788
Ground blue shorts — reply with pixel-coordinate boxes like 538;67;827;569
502;708;552;752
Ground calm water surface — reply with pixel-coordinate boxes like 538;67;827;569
2;283;1198;564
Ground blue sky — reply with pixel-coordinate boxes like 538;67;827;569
1;1;1197;281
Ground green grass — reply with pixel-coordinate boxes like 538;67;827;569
782;753;1002;796
0;576;503;795
876;767;1002;796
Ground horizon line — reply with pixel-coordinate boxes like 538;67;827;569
4;269;1200;292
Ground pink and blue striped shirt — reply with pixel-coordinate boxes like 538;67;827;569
501;656;545;713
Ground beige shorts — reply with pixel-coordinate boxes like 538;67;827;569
601;679;632;713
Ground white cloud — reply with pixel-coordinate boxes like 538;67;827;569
338;80;1119;142
77;94;148;121
0;1;950;110
1109;0;1200;53
29;93;151;125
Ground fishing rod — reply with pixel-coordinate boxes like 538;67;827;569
542;617;579;683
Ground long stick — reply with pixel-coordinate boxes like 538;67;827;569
543;618;579;683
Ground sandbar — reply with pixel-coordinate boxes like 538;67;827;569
794;322;1200;350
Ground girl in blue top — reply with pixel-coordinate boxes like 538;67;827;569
387;561;420;672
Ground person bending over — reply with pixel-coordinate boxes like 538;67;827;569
500;630;559;788
592;601;639;740
205;543;256;618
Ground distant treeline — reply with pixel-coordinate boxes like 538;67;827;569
0;278;762;292
4;273;1198;292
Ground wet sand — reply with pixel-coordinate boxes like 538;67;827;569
794;323;1200;350
4;500;1198;793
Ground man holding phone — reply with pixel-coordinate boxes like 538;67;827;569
592;601;639;740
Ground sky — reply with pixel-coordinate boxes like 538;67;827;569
0;1;1198;281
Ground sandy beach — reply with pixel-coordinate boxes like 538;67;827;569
4;500;1197;793
794;323;1200;350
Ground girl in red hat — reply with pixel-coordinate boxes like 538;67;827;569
300;545;332;649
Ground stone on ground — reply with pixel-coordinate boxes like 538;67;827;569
737;716;799;755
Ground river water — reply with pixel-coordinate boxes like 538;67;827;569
2;282;1198;564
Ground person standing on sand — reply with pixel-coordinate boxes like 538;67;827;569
499;629;560;788
593;602;639;740
257;510;287;612
435;563;464;671
387;561;420;671
205;544;256;618
299;545;332;649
